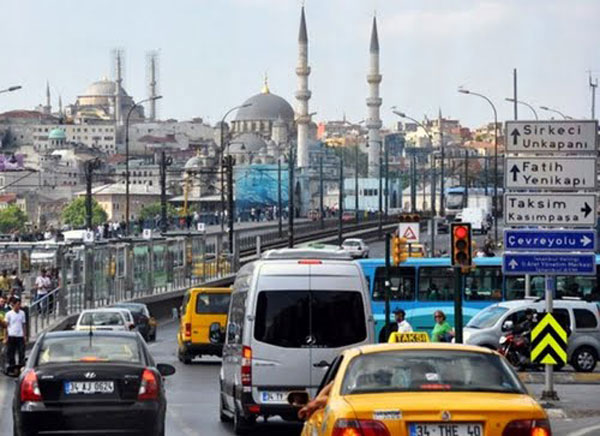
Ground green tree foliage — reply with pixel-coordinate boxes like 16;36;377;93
0;205;28;233
62;197;107;228
139;202;179;221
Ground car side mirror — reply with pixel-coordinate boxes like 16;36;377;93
287;391;310;407
502;320;513;332
157;363;176;377
209;322;224;345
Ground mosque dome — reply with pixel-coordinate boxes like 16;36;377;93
229;133;268;154
184;155;203;170
48;128;66;140
83;77;129;97
235;80;294;122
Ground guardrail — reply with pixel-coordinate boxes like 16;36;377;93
16;216;399;340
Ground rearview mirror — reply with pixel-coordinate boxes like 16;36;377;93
157;363;176;377
209;322;224;345
287;391;310;407
502;320;514;332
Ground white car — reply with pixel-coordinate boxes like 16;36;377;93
341;238;369;258
75;308;135;332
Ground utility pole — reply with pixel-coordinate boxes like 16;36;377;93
288;149;295;248
410;151;417;213
338;155;344;246
384;141;389;219
378;153;383;239
355;143;359;223
513;68;518;120
277;159;282;238
484;156;489;196
84;159;101;230
319;154;324;229
159;151;172;233
226;155;235;253
590;72;598;120
464;150;469;205
439;109;445;217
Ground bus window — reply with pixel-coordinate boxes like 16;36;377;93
556;276;598;300
372;267;415;301
418;267;454;301
505;276;544;300
464;267;502;301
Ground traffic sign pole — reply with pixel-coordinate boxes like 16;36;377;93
541;276;559;402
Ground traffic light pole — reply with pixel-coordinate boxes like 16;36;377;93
159;151;172;233
384;232;391;342
454;268;464;343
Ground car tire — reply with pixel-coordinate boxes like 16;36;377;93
571;346;598;372
178;348;192;365
233;405;255;435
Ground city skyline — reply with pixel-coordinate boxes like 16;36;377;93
0;0;598;128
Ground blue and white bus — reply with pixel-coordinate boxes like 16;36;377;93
358;256;600;338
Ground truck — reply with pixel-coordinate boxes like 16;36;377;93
456;207;491;234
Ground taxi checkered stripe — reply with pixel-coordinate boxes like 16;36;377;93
530;313;568;365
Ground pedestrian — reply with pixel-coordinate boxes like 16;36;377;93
0;298;6;374
9;270;23;298
0;295;8;314
379;308;413;343
431;310;454;342
4;297;27;376
0;270;10;295
35;268;52;310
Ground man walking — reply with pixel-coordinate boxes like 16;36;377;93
379;308;413;343
4;297;27;376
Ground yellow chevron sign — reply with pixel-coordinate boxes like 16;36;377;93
531;313;568;365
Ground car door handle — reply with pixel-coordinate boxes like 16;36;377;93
313;360;330;368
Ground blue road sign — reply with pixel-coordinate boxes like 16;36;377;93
503;253;596;276
504;229;597;252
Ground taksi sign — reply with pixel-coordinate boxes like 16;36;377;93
504;229;596;252
505;157;597;190
505;120;598;153
398;222;420;242
504;193;597;227
502;253;596;276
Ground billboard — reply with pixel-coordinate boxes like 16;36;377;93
234;164;288;210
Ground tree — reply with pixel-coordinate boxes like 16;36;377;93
139;202;179;222
0;205;28;233
62;197;107;228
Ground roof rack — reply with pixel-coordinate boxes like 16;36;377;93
261;248;353;261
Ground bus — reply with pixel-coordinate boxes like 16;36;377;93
358;256;600;338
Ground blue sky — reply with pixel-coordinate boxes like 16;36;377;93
0;0;598;128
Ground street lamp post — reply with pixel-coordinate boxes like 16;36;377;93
218;104;252;233
539;106;573;120
458;89;499;242
505;98;538;120
125;95;163;234
0;85;22;95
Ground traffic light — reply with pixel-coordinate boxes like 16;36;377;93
451;223;472;267
392;236;409;266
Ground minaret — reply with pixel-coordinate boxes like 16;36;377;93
114;50;123;126
148;52;158;122
366;15;382;178
45;81;52;115
295;6;311;169
58;95;63;116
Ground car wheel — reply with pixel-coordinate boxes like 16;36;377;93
177;348;192;365
572;346;597;372
233;405;255;435
149;332;156;342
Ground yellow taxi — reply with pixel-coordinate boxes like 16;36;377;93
177;287;231;364
295;343;550;436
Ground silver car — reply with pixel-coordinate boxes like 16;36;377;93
341;238;369;258
219;248;375;434
464;299;600;372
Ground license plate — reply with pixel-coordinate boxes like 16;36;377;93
260;391;287;404
410;423;483;436
64;381;115;395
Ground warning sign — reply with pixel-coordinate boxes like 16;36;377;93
399;223;420;242
530;313;568;365
388;332;429;343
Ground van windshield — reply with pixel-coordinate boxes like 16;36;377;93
254;290;366;348
196;293;230;314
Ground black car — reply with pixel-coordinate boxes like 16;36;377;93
13;330;175;436
112;303;157;342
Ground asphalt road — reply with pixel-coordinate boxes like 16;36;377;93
1;320;598;436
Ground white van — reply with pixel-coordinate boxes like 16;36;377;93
218;249;375;434
458;207;490;234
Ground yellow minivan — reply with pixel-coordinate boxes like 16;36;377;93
177;287;231;364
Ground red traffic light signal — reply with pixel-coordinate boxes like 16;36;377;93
451;223;472;267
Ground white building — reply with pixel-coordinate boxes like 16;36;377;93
32;125;117;154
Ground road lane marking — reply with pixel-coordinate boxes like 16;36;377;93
567;424;600;436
